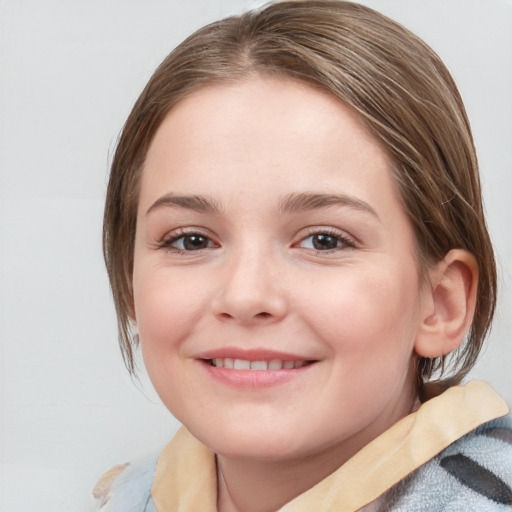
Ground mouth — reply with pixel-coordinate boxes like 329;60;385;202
195;349;317;387
206;358;314;370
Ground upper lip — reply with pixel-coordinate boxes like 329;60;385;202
194;348;314;362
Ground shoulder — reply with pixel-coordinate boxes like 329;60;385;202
91;454;159;512
383;415;512;511
437;415;512;505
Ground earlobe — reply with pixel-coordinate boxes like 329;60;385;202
414;249;478;358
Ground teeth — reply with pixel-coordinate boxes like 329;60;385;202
234;358;251;370
250;361;268;370
268;359;283;370
211;358;307;370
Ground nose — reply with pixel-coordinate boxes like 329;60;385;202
211;247;288;325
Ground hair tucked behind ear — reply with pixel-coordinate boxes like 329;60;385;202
103;0;496;387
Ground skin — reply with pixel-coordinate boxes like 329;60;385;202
133;77;439;512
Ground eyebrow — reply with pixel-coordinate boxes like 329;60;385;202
278;192;379;219
146;194;223;216
146;191;379;220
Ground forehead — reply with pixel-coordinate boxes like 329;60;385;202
140;77;398;213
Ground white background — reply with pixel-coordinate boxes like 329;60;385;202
1;1;511;510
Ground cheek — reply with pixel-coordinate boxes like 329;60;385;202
133;267;205;356
299;261;422;359
132;267;207;409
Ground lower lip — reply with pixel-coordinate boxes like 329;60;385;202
199;360;314;389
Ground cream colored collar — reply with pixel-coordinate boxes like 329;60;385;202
151;381;509;512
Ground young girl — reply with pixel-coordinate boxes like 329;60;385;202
95;1;512;510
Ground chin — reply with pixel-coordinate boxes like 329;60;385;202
193;422;312;461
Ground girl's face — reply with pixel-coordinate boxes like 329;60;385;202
133;77;432;463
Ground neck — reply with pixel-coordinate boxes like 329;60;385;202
216;384;418;512
216;447;349;512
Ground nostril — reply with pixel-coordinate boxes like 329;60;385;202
256;312;271;318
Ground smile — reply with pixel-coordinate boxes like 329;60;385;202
209;358;309;370
201;356;316;389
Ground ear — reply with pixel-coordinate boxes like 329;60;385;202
414;249;478;358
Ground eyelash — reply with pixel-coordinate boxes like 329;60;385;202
157;227;357;255
296;227;357;253
158;228;216;254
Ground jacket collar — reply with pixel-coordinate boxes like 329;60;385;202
151;380;509;512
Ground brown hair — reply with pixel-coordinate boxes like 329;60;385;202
103;0;496;388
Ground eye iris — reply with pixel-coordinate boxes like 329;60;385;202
312;234;338;250
183;235;208;250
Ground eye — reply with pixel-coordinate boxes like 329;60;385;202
298;231;355;252
162;232;216;252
